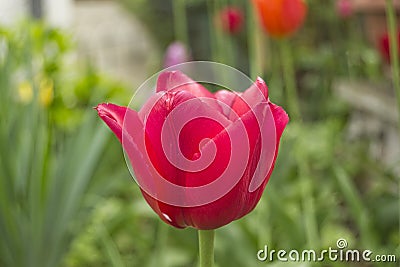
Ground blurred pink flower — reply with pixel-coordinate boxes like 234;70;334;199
217;6;244;34
336;0;353;18
163;42;191;68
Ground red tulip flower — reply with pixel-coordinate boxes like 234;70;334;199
379;31;400;63
96;71;288;229
217;6;244;34
252;0;307;38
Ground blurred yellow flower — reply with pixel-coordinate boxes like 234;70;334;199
39;78;54;107
18;81;33;103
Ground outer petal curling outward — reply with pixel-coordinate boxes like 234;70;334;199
95;103;187;228
95;103;127;142
96;71;289;230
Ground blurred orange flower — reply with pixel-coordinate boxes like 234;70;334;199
252;0;307;38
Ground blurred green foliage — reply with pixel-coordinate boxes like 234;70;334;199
72;1;396;267
0;21;130;267
0;0;399;266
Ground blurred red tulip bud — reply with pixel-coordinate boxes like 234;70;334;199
379;31;400;63
217;6;244;34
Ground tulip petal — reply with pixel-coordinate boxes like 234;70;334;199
103;103;191;228
214;77;269;121
96;103;188;228
214;89;238;119
132;90;237;227
269;103;289;140
156;71;223;114
190;101;288;227
95;103;128;142
96;75;289;230
235;102;289;218
157;71;214;98
181;102;270;229
142;90;231;186
233;77;268;112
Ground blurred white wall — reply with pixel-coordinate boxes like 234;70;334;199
0;0;158;87
0;0;29;25
44;0;73;27
0;0;73;27
73;1;158;87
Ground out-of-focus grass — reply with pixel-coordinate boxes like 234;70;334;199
0;21;130;267
69;1;397;267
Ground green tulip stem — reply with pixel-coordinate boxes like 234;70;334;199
198;230;215;267
385;0;400;253
279;38;301;121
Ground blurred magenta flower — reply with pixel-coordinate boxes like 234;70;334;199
216;6;244;34
252;0;307;38
336;0;353;18
96;71;288;229
163;42;191;68
379;31;400;63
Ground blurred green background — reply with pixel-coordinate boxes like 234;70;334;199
0;0;399;266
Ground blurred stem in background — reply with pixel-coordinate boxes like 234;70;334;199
0;21;130;267
278;37;320;251
334;167;375;249
172;0;188;46
30;0;43;19
152;221;169;267
207;0;234;65
246;3;274;249
385;0;400;254
198;230;214;267
247;3;266;80
386;0;400;129
279;39;301;121
297;153;319;248
279;36;319;249
213;0;225;63
98;223;125;267
207;0;218;62
205;0;237;86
